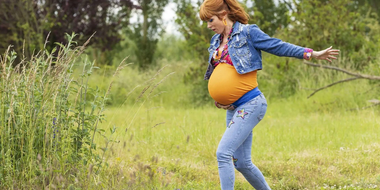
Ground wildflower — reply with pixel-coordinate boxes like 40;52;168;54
52;117;58;146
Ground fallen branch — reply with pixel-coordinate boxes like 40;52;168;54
304;61;380;80
303;61;380;98
348;102;380;111
307;77;362;98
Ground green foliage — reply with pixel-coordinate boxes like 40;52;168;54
154;34;193;62
0;34;120;188
243;0;291;36
130;0;169;70
0;0;136;65
252;0;380;98
0;0;43;64
279;0;380;69
175;0;214;60
362;0;380;21
84;59;194;109
174;0;215;106
183;65;212;106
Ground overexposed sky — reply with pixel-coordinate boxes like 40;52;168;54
162;2;180;35
129;1;179;35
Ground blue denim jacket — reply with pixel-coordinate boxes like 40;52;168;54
204;22;306;80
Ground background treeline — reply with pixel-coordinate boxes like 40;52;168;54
0;0;168;68
2;0;380;106
2;0;380;67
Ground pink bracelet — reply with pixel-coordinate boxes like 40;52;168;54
303;48;313;60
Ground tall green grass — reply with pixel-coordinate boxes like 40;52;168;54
0;34;125;189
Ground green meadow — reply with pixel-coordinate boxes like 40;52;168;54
1;41;379;189
89;59;380;190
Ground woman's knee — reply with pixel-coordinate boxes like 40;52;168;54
234;159;254;171
235;164;247;172
216;150;231;162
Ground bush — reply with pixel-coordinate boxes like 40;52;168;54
278;0;380;70
0;34;120;188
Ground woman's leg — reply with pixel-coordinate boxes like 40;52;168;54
233;131;271;190
216;94;269;190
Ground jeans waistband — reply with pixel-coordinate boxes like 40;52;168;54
231;87;261;108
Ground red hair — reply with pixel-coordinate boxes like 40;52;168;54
200;0;249;24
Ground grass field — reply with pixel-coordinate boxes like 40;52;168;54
79;58;380;189
95;94;380;189
2;48;379;189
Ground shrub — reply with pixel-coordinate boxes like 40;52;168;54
0;34;121;188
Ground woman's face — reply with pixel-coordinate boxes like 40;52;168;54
207;15;225;34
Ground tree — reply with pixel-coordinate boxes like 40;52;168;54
0;0;42;61
174;0;215;106
243;0;290;36
354;0;380;23
175;0;214;61
130;0;169;70
270;0;380;102
278;0;380;69
0;0;137;65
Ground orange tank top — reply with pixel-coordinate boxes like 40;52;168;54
208;63;258;105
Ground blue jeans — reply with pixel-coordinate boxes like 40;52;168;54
216;94;271;190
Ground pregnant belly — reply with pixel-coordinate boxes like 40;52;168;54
208;63;258;105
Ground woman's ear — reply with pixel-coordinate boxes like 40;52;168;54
220;10;228;19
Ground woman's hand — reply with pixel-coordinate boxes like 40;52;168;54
215;101;235;110
312;46;340;62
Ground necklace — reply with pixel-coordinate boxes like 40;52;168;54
213;24;234;66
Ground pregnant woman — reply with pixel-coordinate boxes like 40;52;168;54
200;0;339;189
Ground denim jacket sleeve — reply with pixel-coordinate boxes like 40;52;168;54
249;24;305;59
